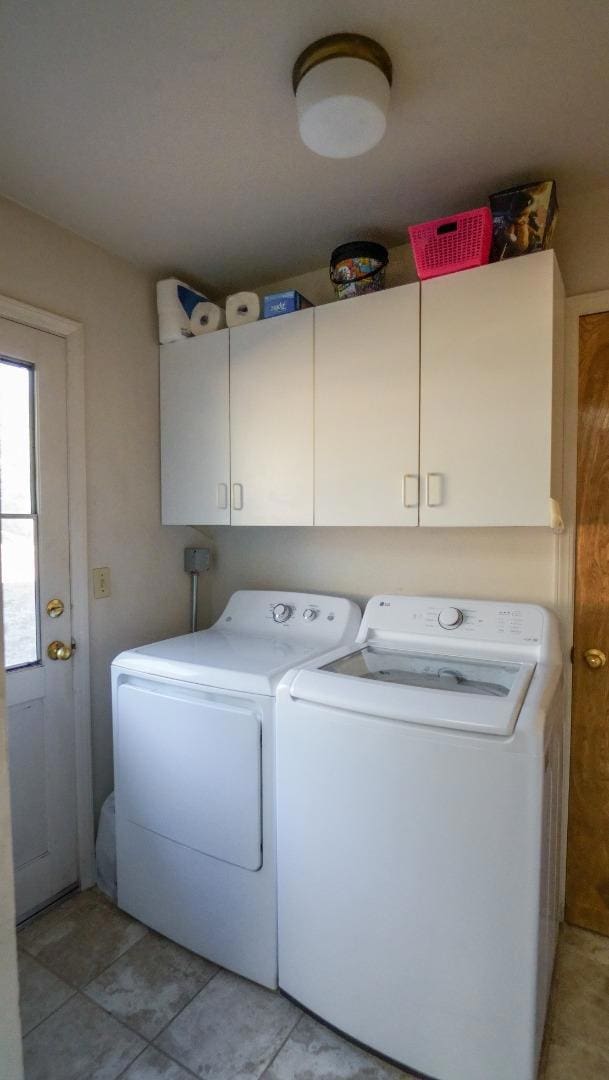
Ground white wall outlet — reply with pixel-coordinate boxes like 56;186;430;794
92;566;111;599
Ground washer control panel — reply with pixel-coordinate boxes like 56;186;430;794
437;606;464;630
363;596;545;645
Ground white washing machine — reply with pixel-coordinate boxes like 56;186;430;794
112;590;360;989
276;595;564;1080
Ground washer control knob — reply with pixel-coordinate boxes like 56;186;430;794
438;606;464;630
302;608;318;621
272;603;292;624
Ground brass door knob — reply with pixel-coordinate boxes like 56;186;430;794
47;640;73;661
584;648;607;670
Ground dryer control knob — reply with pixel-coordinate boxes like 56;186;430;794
438;606;464;630
272;603;292;624
302;608;318;621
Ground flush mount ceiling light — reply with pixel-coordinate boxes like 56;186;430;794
293;33;392;159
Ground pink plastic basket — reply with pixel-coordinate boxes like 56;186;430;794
408;207;493;280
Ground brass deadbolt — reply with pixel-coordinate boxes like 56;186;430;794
46;598;64;618
584;648;607;670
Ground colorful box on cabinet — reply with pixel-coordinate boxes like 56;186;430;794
490;180;558;261
262;291;313;319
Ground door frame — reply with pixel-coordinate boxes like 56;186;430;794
555;288;609;911
0;292;94;890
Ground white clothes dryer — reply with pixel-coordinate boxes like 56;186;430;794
112;590;360;989
276;595;564;1079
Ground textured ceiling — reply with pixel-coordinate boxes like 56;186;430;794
1;1;609;295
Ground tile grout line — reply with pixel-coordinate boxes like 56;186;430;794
24;989;151;1055
19;894;226;1067
151;965;224;1043
20;894;301;1078
19;983;79;1042
112;1042;200;1080
18;885;106;936
112;1044;150;1080
78;926;151;992
21;923;151;996
94;962;223;1048
258;1010;305;1078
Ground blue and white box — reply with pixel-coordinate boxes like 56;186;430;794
262;290;313;319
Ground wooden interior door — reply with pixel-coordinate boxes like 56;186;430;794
566;310;609;935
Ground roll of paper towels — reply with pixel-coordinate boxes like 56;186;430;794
156;278;210;344
190;302;226;335
226;292;261;327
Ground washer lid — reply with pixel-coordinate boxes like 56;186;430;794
323;647;521;697
112;628;334;696
289;646;535;735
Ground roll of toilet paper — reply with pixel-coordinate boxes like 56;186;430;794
190;302;226;335
225;292;261;327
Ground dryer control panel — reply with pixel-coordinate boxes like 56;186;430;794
361;596;546;646
219;590;361;646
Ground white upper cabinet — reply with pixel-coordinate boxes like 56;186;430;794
160;330;230;525
229;309;314;525
419;250;564;527
159;254;564;529
314;285;420;526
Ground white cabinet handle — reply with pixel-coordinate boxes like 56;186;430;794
402;474;419;508
426;473;444;507
232;482;244;510
216;483;228;510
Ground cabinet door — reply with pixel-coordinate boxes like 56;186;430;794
420;251;561;526
160;331;230;525
230;310;314;525
314;285;420;526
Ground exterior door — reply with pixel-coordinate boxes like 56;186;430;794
566;310;609;935
0;317;78;920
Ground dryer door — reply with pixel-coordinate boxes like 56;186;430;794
116;677;262;870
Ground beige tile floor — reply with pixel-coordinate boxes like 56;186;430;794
17;887;609;1079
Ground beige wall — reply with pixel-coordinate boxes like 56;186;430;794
0;196;203;818
206;525;558;625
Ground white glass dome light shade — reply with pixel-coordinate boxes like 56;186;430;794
296;56;391;159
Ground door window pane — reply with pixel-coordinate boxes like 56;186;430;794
1;358;39;670
0;360;34;514
1;517;38;668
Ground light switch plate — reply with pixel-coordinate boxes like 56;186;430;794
92;566;111;599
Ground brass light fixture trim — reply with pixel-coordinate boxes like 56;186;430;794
292;33;392;94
